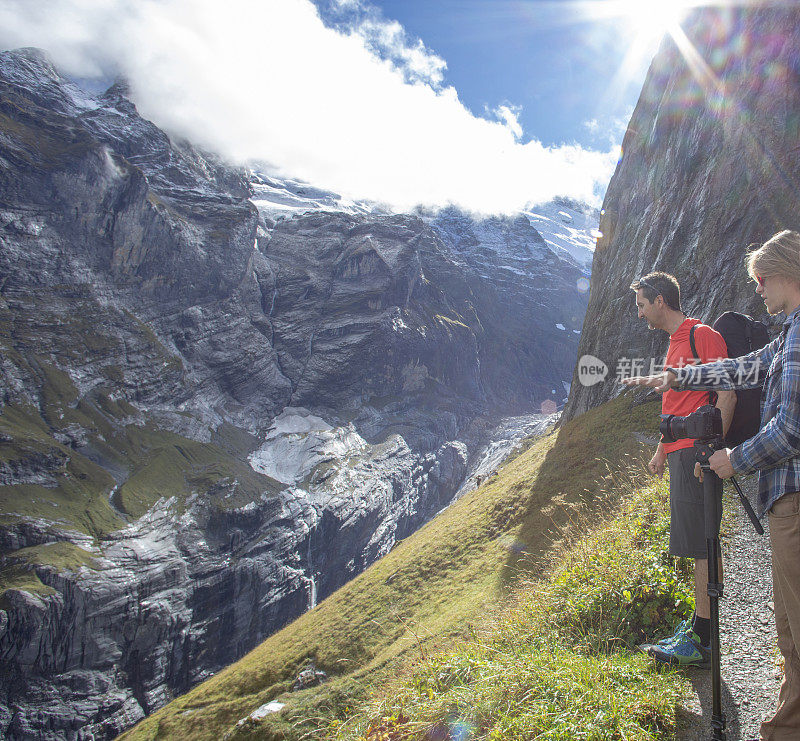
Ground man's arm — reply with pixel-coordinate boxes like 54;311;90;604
675;337;778;390
715;389;736;437
623;337;779;392
649;441;667;478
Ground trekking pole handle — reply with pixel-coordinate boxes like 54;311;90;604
728;477;765;535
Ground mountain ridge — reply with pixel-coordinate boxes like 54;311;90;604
0;47;594;739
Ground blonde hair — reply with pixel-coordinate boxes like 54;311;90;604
746;230;800;285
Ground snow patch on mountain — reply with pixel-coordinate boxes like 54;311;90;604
248;407;366;485
249;170;381;221
525;197;599;270
247;172;598;276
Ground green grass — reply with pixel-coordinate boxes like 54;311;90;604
331;480;690;740
0;282;287;625
0;542;99;611
120;393;677;741
0;388;282;598
113;426;283;519
0;564;57;610
0;286;275;543
0;397;125;539
7;540;101;571
351;647;680;741
0;352;278;582
0;400;281;538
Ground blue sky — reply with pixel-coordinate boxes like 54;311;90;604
0;0;678;212
317;0;667;148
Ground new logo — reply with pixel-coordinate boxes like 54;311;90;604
577;355;608;387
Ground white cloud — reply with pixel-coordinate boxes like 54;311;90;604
493;104;524;141
0;0;620;213
356;18;447;86
614;108;634;136
583;111;632;148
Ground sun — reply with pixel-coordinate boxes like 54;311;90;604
612;0;695;42
573;0;697;46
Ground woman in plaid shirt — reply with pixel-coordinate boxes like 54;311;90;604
625;230;800;740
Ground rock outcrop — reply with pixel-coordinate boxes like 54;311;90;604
0;49;591;738
563;6;800;421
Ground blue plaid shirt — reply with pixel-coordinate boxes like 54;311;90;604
671;305;800;517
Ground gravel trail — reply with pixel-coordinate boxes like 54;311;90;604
675;474;782;740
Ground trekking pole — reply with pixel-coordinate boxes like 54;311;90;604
727;477;764;535
695;438;726;741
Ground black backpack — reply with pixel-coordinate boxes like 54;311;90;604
689;312;770;446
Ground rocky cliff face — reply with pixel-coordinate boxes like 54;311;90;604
563;6;800;421
0;49;591;738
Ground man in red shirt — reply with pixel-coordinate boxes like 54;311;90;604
630;272;736;667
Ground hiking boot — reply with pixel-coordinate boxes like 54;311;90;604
646;629;711;669
637;618;691;654
655;618;691;648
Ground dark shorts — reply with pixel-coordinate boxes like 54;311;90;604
667;447;723;558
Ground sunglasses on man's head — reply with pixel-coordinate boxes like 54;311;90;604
637;278;659;293
756;275;765;287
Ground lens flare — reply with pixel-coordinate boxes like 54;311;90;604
497;533;527;553
450;720;476;741
541;399;558;415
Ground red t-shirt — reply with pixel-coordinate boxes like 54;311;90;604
662;318;729;453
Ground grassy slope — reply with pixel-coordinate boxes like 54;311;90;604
120;393;662;741
342;479;690;740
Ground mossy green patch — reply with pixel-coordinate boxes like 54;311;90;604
0;402;278;541
37;362;79;428
113;426;281;519
7;540;100;570
0;404;57;442
0;543;99;609
0;399;124;544
94;391;131;421
0;460;121;542
212;423;261;459
0;564;56;610
101;365;125;384
0;282;276;579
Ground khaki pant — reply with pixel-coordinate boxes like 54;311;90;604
762;492;800;740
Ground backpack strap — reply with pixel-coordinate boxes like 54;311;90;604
689;324;699;363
